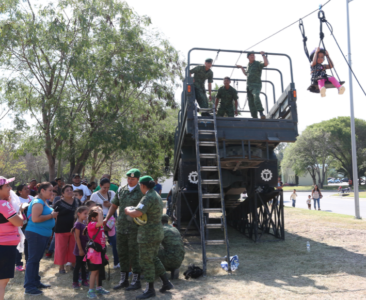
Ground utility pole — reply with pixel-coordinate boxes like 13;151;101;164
346;0;361;219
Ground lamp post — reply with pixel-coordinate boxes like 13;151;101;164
346;0;361;219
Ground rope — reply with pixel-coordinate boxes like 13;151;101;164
230;0;332;77
324;21;366;96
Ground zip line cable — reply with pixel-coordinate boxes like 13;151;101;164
324;21;366;96
229;0;332;78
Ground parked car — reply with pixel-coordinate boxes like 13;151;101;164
342;178;349;182
328;179;341;183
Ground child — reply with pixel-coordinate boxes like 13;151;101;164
74;189;84;203
83;206;109;298
84;200;96;209
72;206;89;289
310;47;346;97
307;195;312;210
290;189;297;207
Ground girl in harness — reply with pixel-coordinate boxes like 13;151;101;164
311;47;346;97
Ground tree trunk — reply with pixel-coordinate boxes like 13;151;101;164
45;150;56;181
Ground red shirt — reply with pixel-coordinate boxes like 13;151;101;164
0;200;20;246
87;221;105;249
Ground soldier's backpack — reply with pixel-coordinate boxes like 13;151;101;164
183;264;203;280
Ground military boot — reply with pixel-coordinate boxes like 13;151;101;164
126;273;141;291
136;283;155;299
113;272;129;290
159;273;174;293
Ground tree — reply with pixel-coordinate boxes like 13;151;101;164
310;117;366;183
0;0;183;180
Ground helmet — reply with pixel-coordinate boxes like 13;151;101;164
134;213;148;226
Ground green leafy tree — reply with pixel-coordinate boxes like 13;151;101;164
0;0;183;181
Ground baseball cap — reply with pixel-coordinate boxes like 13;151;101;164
0;176;15;186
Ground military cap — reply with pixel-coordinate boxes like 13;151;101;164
247;51;255;58
126;168;141;178
205;58;213;63
161;214;169;223
139;175;154;183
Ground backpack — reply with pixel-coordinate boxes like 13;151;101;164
85;227;103;253
183;264;203;280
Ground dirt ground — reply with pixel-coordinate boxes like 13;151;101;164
5;207;366;300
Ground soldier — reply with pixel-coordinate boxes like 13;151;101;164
125;176;173;299
189;58;213;116
215;77;239;117
237;51;269;119
103;168;144;291
157;214;185;278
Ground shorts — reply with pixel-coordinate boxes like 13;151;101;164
0;245;17;279
87;261;106;282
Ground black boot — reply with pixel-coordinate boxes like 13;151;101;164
159;273;174;293
126;273;141;291
259;111;266;120
113;272;129;290
136;282;155;299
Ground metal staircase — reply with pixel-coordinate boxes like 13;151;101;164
194;104;231;275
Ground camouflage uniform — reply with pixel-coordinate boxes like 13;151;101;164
111;184;144;274
216;85;238;117
247;60;265;118
135;189;165;282
157;224;185;272
189;65;213;109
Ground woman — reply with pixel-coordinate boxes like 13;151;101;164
14;184;33;271
125;175;173;299
90;178;119;268
53;184;80;273
312;185;323;211
0;176;24;300
24;182;58;295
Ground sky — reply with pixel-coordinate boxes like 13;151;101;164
127;0;366;133
1;0;365;134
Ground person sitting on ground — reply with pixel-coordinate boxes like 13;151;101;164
215;77;239;117
310;47;345;97
94;174;119;193
237;51;269;119
0;177;24;300
158;214;185;279
189;58;213;116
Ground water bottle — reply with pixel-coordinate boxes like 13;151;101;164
306;241;310;252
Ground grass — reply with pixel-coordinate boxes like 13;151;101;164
282;185;366;192
331;191;366;198
5;208;366;300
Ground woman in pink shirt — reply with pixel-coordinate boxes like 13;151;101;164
0;176;24;300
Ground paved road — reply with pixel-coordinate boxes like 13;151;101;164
283;191;366;217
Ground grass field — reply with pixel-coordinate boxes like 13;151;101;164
5;208;366;300
331;191;366;198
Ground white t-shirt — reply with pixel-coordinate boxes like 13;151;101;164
290;192;297;200
128;185;137;192
90;191;116;216
72;184;91;203
19;196;33;204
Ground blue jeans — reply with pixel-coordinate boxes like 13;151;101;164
24;231;50;291
313;198;320;209
107;233;119;266
48;233;55;253
167;195;172;215
292;199;296;207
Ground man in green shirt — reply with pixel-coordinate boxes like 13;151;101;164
104;169;144;291
215;77;239;117
94;174;119;192
237;51;269;119
189;58;213;116
157;214;185;278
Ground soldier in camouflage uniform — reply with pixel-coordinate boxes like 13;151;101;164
103;168;144;291
189;58;213;115
157;214;185;277
215;77;239;117
237;51;269;119
125;176;173;299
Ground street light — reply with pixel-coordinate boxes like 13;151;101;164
346;0;361;219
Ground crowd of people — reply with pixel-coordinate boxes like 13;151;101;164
0;170;185;300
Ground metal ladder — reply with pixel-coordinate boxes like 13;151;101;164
193;104;231;275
